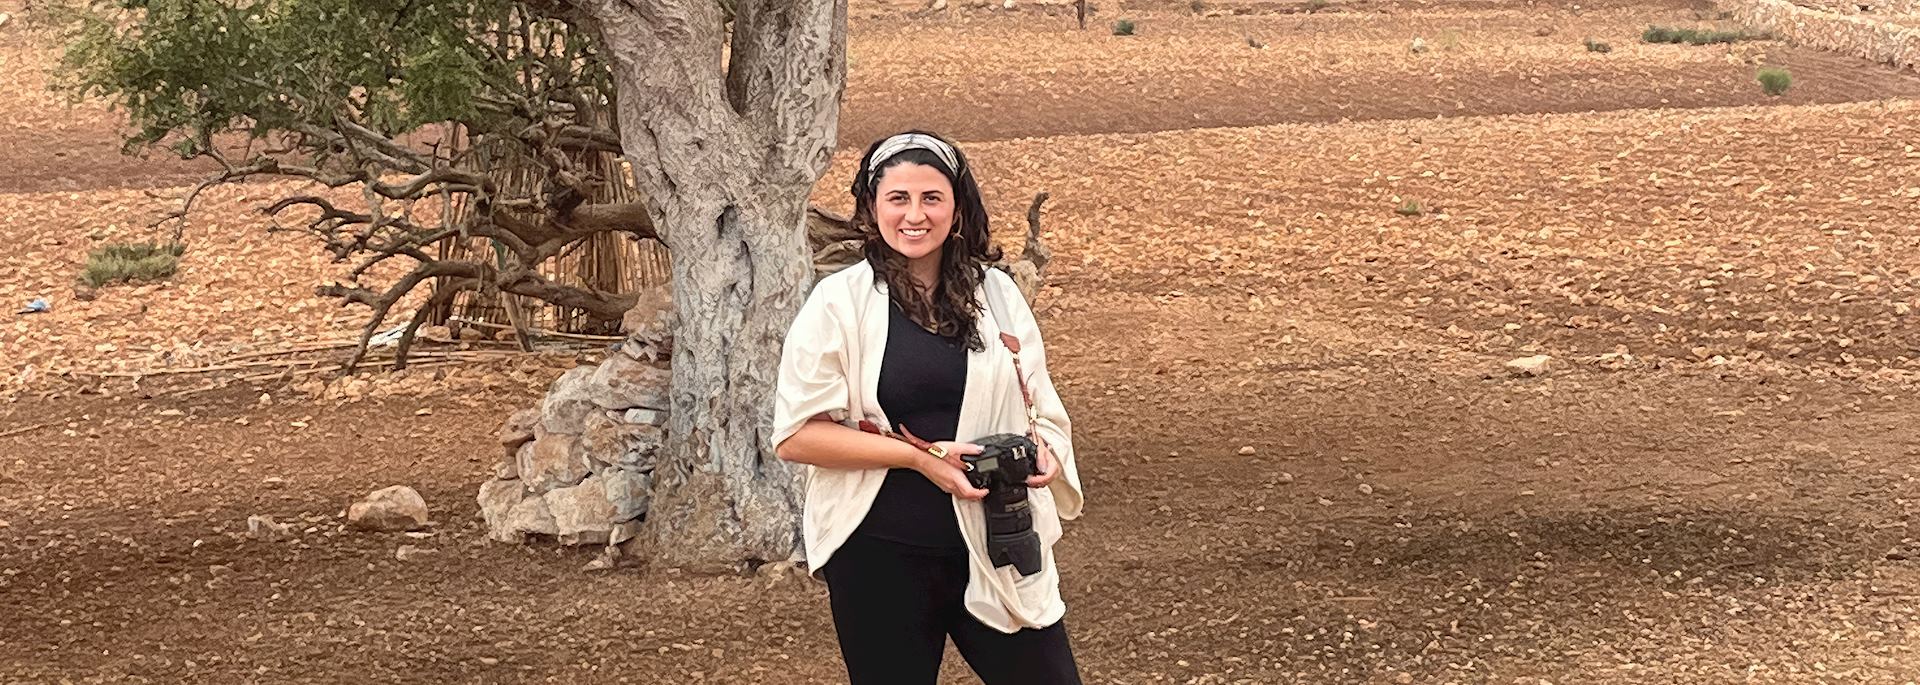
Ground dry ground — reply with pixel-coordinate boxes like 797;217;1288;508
5;0;1920;682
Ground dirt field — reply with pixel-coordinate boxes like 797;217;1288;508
6;0;1920;682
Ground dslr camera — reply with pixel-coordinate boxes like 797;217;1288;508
964;433;1045;576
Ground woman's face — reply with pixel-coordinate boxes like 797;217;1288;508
872;162;956;264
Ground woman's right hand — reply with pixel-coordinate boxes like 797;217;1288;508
918;441;988;500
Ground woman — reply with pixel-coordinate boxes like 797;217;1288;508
772;131;1086;684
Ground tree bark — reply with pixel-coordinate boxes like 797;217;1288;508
580;0;846;570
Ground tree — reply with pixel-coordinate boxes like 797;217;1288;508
59;0;847;569
564;0;845;569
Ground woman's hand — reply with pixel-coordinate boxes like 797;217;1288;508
1026;438;1058;489
917;441;988;500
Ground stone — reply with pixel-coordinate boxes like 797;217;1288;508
540;366;601;435
477;478;526;540
588;354;672;411
520;432;590;493
756;560;812;586
500;408;538;452
609;520;643;546
1506;355;1554;377
1410;37;1430;53
1237;446;1256;456
346;486;430;532
395;544;435;562
545;474;618;545
421;325;452;341
504;495;558;538
578;410;662;471
620;287;676;351
602;467;655;522
584;549;619;571
246;515;294;541
622;408;669;427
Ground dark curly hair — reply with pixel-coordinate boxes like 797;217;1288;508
850;131;1002;352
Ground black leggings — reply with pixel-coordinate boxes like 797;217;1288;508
821;532;1083;685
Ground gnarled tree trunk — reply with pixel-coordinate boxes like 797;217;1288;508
576;0;847;570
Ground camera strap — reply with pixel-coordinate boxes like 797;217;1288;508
983;275;1040;435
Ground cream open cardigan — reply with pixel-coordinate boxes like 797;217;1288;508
771;260;1085;633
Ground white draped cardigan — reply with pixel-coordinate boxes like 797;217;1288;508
771;260;1085;633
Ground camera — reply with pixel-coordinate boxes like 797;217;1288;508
964;433;1044;576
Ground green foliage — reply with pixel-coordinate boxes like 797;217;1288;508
1584;37;1612;53
1396;200;1423;217
1757;66;1792;96
51;0;609;161
1642;25;1759;45
81;242;185;287
1112;18;1135;35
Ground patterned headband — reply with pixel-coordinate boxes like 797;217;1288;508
867;133;961;187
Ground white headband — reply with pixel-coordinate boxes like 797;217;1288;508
867;133;961;186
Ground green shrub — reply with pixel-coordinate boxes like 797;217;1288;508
1584;37;1612;53
1396;200;1424;217
1643;25;1760;45
1112;18;1135;35
81;241;184;287
1757;66;1792;95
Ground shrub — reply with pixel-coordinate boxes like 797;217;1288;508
1396;200;1423;217
1757;66;1792;95
81;242;184;287
1643;25;1759;45
1585;37;1613;53
1112;18;1135;35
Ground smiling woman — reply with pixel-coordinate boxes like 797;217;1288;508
771;130;1086;685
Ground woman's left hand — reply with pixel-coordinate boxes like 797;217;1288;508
1026;438;1057;488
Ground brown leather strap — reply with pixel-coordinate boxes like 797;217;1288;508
859;420;946;458
998;332;1037;425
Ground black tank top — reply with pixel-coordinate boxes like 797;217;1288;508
855;300;969;549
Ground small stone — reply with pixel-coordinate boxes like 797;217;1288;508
478;657;500;666
158;409;184;417
1237;446;1256;456
1277;472;1296;484
583;549;619;571
621;408;669;427
499;408;539;449
395;544;434;562
1358;483;1375;495
414;408;433;416
246;515;294;541
346;485;430;532
1505;355;1553;377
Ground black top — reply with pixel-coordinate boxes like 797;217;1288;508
855;301;969;549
